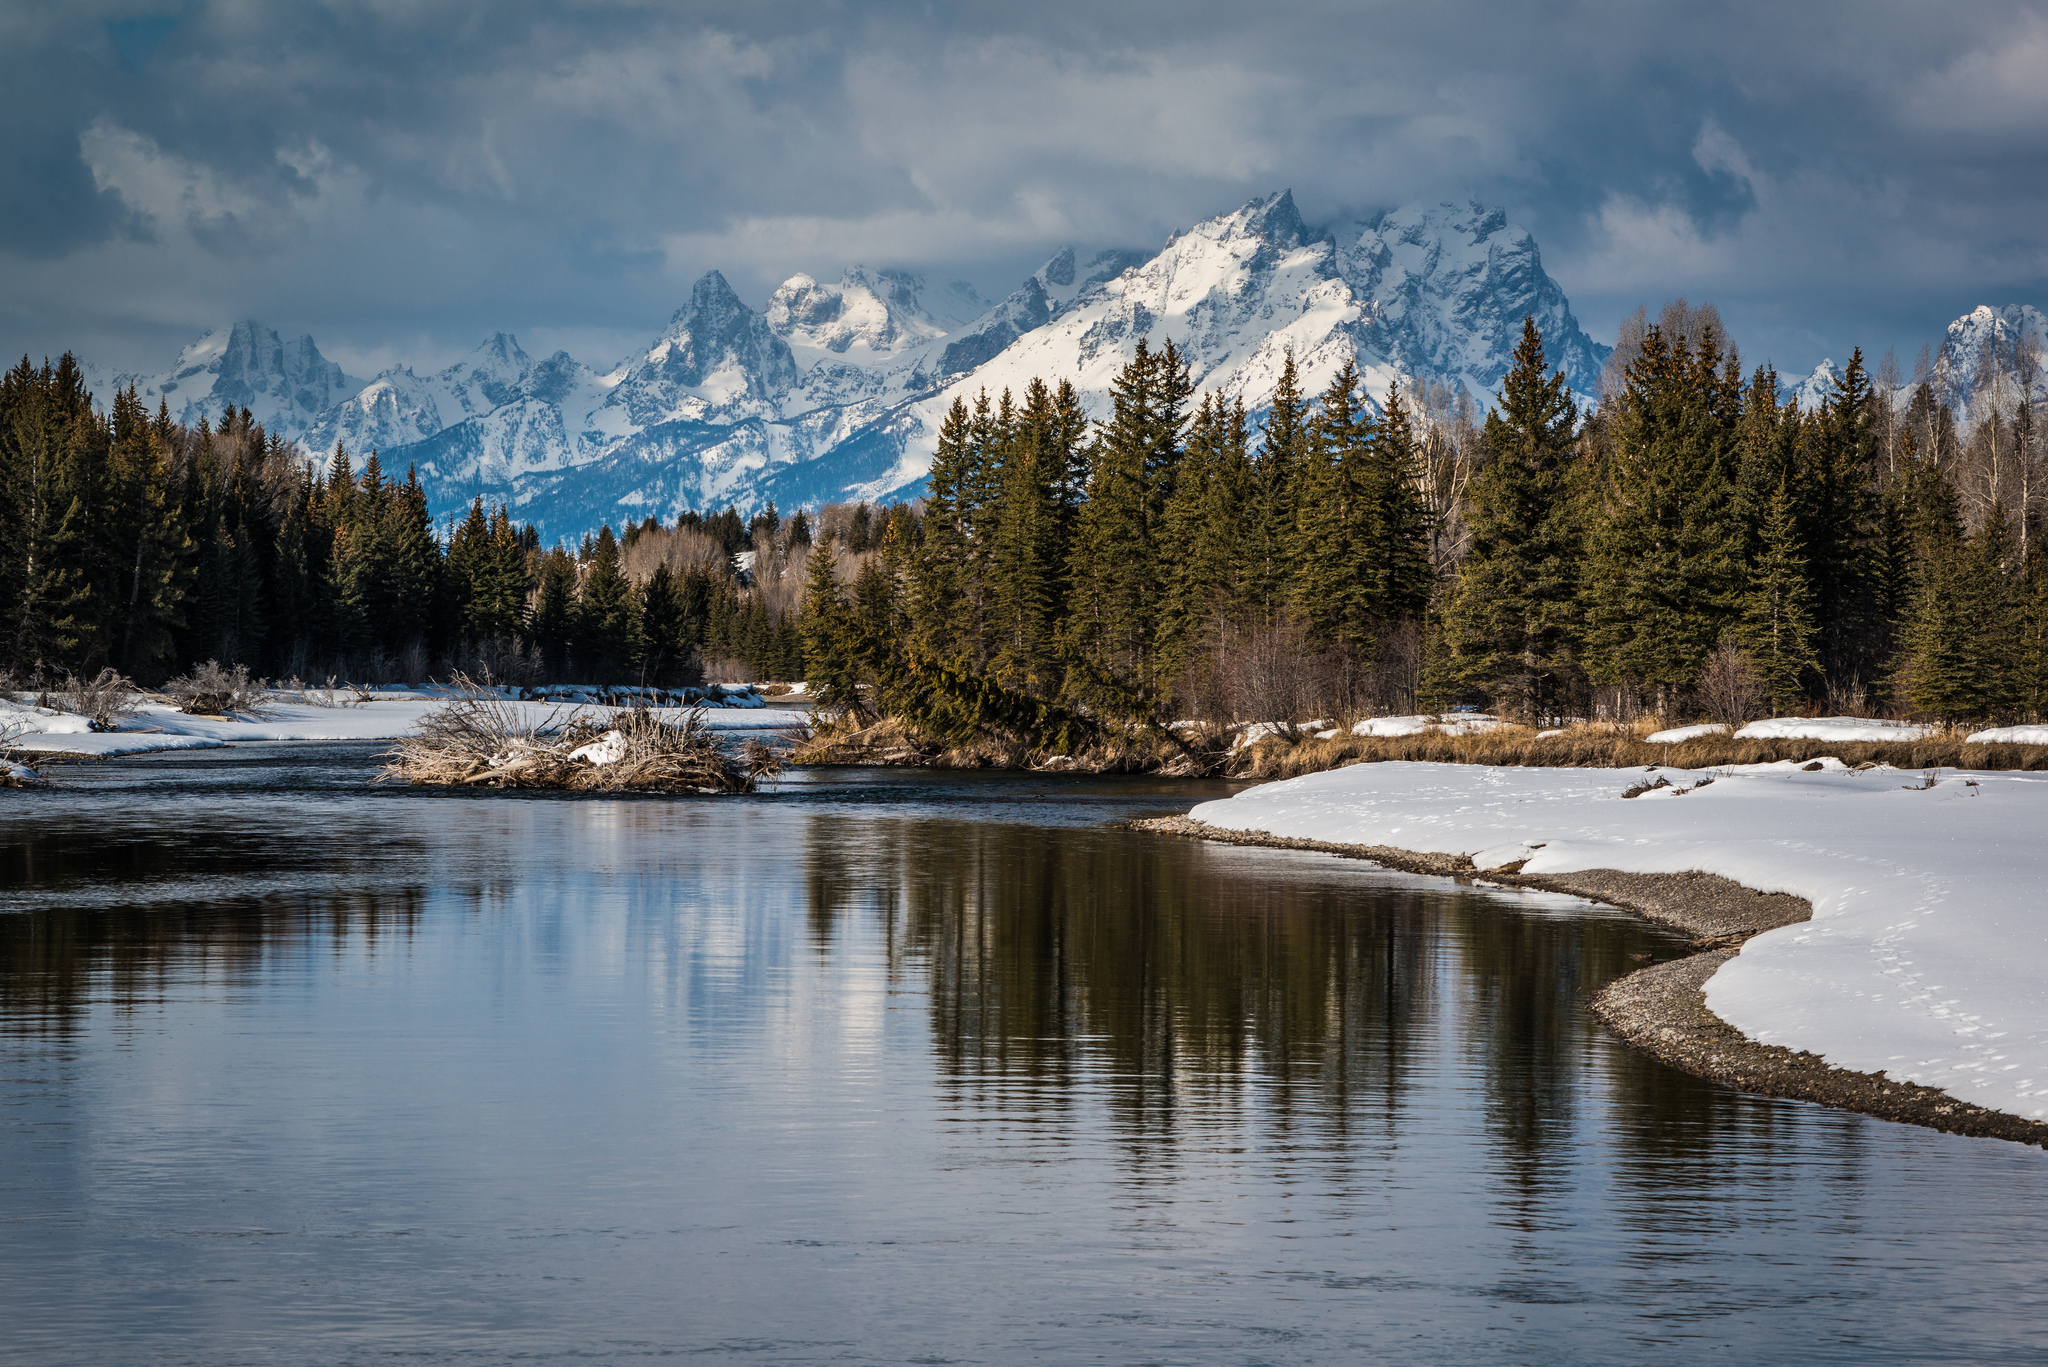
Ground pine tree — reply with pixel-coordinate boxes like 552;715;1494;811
801;539;864;715
577;525;640;680
381;468;441;657
527;548;578;680
106;387;192;675
1292;361;1375;647
1804;349;1885;694
1582;324;1745;703
1065;338;1191;683
1904;506;2020;722
1155;393;1249;684
0;357;97;677
1246;349;1310;616
1441;318;1582;722
988;380;1060;693
638;562;687;684
911;398;975;664
1735;485;1820;711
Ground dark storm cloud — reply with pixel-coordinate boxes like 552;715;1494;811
7;0;2048;377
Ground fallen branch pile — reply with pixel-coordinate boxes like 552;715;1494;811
379;678;776;793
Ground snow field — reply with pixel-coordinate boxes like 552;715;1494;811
1734;716;1939;742
1188;759;2048;1123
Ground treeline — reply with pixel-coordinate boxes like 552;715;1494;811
803;317;2048;735
0;355;808;686
1444;314;2048;723
800;339;1439;742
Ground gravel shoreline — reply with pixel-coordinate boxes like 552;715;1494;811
1128;814;2048;1149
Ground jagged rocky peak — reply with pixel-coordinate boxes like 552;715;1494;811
609;271;798;426
766;266;988;357
105;318;361;438
1934;305;2048;413
445;332;533;409
1340;199;1608;400
1789;358;1844;412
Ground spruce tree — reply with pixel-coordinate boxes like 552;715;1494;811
1292;361;1375;648
1803;349;1885;694
1441;318;1582;722
1246;349;1310;616
1736;485;1820;711
1582;325;1745;704
1362;381;1433;624
988;380;1060;693
527;548;578;680
106;387;191;675
577;525;641;681
638;562;687;685
1065;338;1191;683
1155;393;1249;684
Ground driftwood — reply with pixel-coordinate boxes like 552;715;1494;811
379;677;776;793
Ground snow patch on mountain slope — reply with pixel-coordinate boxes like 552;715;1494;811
305;332;537;458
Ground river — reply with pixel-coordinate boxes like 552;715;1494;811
1;744;2044;1364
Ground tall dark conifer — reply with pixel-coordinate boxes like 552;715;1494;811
1441;318;1582;721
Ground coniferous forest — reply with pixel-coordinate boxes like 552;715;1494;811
7;304;2048;735
801;313;2048;743
0;355;805;688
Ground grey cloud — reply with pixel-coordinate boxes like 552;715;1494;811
7;1;2048;380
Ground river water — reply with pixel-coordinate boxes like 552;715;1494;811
1;745;2044;1365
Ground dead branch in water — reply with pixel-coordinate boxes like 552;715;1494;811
379;673;774;793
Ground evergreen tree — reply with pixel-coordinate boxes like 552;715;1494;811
106;388;192;675
381;469;441;657
1441;318;1582;722
1246;349;1310;615
1065;338;1192;683
1582;324;1745;702
1293;361;1377;648
1804;349;1885;693
527;548;579;679
1361;380;1433;625
1736;485;1820;711
987;380;1061;693
577;526;641;680
1155;394;1250;684
638;562;688;684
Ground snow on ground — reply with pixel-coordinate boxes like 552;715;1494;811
3;695;811;758
1189;759;2048;1122
1734;716;1938;742
1967;725;2048;745
1645;723;1729;743
1351;713;1504;738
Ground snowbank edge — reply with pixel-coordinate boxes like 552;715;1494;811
1127;814;2048;1150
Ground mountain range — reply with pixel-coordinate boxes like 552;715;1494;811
80;192;2043;540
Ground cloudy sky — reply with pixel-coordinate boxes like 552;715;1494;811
7;0;2048;383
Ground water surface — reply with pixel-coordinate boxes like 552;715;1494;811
2;745;2044;1364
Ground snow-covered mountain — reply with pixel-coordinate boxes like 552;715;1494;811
304;332;537;456
86;192;1619;536
1787;305;2048;417
1932;305;2048;419
89;319;361;438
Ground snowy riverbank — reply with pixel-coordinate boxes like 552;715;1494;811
1186;759;2048;1126
2;691;812;759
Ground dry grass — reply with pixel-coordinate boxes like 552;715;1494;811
789;714;1223;774
1235;722;2048;779
380;677;775;793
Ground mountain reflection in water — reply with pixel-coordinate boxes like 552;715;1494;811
0;746;2044;1365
